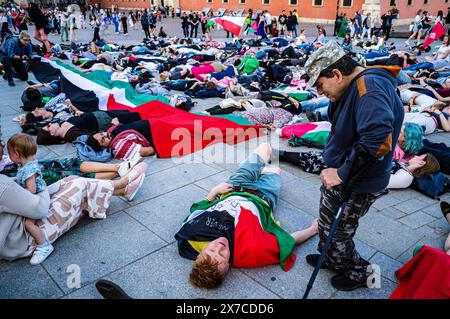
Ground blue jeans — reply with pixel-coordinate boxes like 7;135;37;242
226;153;281;210
315;106;329;121
438;71;450;77
300;97;330;112
396;70;412;85
403;62;433;71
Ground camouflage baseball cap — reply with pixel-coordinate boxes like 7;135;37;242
304;41;346;89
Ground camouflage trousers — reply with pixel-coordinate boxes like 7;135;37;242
318;185;388;282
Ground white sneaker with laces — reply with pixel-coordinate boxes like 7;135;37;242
30;243;54;265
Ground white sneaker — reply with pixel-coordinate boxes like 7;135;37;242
30;243;54;265
118;152;144;177
128;151;144;169
124;173;145;201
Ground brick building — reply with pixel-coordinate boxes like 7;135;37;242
88;0;448;25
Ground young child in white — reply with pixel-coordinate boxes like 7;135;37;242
7;133;53;265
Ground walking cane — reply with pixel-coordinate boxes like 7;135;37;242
302;144;377;299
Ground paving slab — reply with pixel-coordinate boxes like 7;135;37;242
67;243;280;299
0;260;63;299
130;162;220;204
398;211;436;229
369;252;402;284
125;183;207;243
356;213;423;259
41;211;167;294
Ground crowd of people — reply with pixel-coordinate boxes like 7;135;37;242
0;2;449;299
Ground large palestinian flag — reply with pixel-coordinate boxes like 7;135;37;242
31;58;265;158
206;16;247;36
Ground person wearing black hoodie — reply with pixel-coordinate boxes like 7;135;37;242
302;42;404;292
23;2;51;52
0;22;13;43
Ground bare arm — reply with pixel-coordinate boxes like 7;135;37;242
24;175;37;194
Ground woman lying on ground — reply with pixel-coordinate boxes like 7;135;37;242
36;110;143;145
395;122;450;174
85;119;157;159
203;98;293;130
278;149;440;190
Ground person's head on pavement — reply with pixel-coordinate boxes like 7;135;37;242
305;41;364;102
397;122;424;155
189;237;231;289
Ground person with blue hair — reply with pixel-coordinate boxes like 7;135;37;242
396;122;450;174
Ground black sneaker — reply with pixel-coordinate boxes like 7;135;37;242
95;280;132;299
8;80;15;87
306;254;331;270
3;73;7;80
331;274;368;291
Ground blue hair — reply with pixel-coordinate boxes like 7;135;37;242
403;122;424;155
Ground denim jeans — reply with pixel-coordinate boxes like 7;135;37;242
226;153;281;210
300;97;330;112
403;62;433;71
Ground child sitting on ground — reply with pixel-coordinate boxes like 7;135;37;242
7;133;53;265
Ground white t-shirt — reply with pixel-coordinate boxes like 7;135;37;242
403;112;438;135
388;167;414;189
436;44;450;62
264;13;272;25
400;89;437;111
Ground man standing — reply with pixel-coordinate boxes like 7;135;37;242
0;31;32;87
303;42;404;291
278;10;287;38
354;10;362;38
361;12;372;40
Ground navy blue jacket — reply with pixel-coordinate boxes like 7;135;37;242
323;67;404;193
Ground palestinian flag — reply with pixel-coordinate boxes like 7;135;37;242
31;58;168;110
107;96;265;158
273;87;310;101
176;192;297;271
278;121;331;146
245;21;258;35
206;16;246;36
31;58;265;158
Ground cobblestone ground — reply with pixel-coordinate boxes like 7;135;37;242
0;18;448;299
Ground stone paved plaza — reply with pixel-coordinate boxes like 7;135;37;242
0;19;449;299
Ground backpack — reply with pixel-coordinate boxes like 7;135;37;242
411;172;450;199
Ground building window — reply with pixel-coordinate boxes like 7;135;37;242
239;0;245;4
207;0;212;3
423;0;428;4
313;0;323;6
389;0;396;6
342;0;352;7
407;0;413;5
262;0;270;4
223;0;228;3
289;0;298;5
